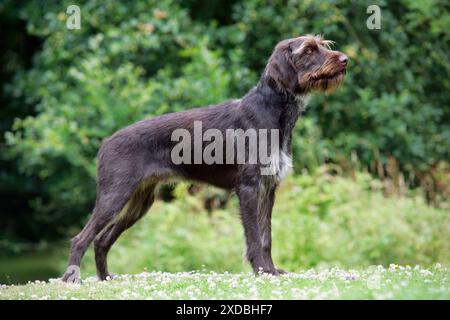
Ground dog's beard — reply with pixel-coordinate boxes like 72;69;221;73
298;63;346;93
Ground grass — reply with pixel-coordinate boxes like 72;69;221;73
1;265;449;300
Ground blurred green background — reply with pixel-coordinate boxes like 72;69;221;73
0;0;448;284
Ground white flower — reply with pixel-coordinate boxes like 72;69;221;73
420;270;433;277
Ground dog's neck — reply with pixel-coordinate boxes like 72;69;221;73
257;73;309;111
246;73;309;153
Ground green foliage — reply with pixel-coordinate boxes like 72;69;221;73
274;169;449;268
0;1;43;244
73;169;449;276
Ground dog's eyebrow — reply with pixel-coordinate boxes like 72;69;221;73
313;34;335;49
292;37;318;54
320;39;335;49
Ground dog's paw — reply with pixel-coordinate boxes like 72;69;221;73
276;268;288;275
61;272;81;284
255;266;288;276
98;272;118;281
255;267;279;276
62;267;82;284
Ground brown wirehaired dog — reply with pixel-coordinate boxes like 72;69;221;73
62;35;347;282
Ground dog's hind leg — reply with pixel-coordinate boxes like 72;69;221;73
94;182;156;280
61;213;101;283
62;186;137;283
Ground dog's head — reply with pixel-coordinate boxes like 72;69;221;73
267;35;348;94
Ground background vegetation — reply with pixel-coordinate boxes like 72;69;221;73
0;0;448;284
74;170;449;277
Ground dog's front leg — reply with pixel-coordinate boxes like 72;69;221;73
258;185;286;275
237;179;276;274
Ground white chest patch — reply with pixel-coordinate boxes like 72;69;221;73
262;151;293;182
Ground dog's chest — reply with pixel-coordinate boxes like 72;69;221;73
265;150;293;183
263;101;304;183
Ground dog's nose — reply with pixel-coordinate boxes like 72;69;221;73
339;54;348;65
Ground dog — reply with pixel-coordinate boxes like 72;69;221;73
62;35;347;282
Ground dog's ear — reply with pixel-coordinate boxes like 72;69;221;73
267;44;298;92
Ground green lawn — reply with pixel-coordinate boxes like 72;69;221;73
1;265;448;300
